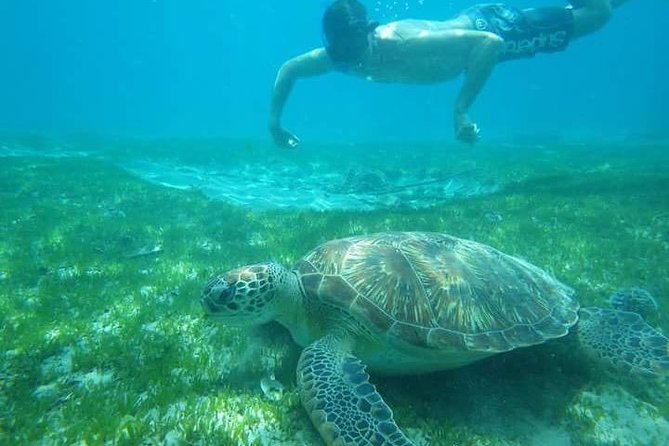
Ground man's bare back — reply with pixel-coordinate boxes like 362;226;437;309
347;17;481;84
268;0;622;148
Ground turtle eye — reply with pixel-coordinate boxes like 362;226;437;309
203;278;235;305
211;283;235;304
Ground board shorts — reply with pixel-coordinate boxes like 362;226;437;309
463;4;574;61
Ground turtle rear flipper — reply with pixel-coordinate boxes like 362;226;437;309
297;334;414;446
577;307;669;378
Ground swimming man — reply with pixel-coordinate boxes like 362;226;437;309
269;0;630;146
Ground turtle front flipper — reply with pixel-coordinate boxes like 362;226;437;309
297;334;414;446
576;307;669;378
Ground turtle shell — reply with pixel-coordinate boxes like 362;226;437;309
294;232;579;353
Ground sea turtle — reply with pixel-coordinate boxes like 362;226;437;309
201;232;669;446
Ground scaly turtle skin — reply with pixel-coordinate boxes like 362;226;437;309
201;232;669;446
608;287;658;318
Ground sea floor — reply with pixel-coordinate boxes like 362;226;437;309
1;136;668;445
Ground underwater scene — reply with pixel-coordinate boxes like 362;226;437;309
1;1;668;446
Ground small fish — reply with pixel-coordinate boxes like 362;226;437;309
125;245;162;259
484;212;504;223
260;374;285;401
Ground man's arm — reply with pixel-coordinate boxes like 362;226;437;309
383;25;503;143
452;30;503;143
269;48;333;148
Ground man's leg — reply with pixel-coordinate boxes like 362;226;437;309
572;0;623;38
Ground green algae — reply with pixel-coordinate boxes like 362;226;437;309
1;140;668;445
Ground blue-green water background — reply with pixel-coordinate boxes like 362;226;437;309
2;2;669;443
1;0;667;143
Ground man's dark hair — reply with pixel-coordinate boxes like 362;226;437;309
322;0;377;66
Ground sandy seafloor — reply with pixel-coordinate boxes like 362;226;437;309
1;135;668;445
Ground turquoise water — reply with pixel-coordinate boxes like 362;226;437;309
0;1;667;141
1;1;668;445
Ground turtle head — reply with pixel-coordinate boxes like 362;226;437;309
201;262;292;325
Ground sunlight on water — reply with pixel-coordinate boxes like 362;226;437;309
373;0;428;19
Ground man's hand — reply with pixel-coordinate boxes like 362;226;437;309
270;125;301;149
454;113;480;144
